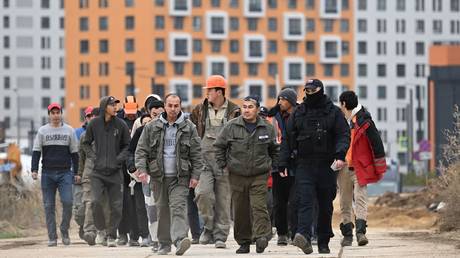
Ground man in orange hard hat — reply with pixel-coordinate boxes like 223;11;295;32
190;75;240;249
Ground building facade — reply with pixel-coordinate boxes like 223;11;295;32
0;0;65;146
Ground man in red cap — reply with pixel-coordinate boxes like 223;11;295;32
190;75;240;248
75;106;94;140
31;103;80;247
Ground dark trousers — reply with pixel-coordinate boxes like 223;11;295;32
272;173;297;236
295;162;337;246
187;188;202;240
91;176;123;239
119;183;149;239
41;170;74;241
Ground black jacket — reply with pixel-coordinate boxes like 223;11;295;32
355;107;385;159
81;96;130;181
279;95;350;168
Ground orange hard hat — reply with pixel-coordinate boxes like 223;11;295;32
204;75;227;89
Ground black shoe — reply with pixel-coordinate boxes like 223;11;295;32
318;245;331;254
236;244;250;254
341;236;353;247
293;233;313;254
357;233;369;246
277;235;288;246
175;238;191;256
255;237;268;253
83;232;96;246
117;234;128;246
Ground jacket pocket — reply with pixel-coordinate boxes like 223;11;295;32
148;160;162;178
179;140;191;156
179;158;191;177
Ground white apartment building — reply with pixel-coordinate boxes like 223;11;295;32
354;0;460;172
0;0;65;146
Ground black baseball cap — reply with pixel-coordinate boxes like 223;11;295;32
107;96;120;105
304;79;324;89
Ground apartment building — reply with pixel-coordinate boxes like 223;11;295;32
0;0;65;143
65;0;354;127
354;0;460;171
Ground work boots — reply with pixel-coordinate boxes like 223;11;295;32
355;219;369;246
340;222;354;247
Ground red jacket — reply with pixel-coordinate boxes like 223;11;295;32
352;116;387;186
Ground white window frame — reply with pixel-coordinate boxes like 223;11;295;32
169;33;192;62
320;0;341;19
205;11;228;40
283;13;305;41
244;34;265;63
283;57;305;86
320;35;341;64
169;79;192;107
243;79;266;105
169;0;191;16
244;0;265;18
322;80;342;103
206;56;228;78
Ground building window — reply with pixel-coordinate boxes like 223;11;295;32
193;84;202;98
80;62;90;76
322;19;334;32
268;85;277;99
415;64;426;77
192;16;201;31
98;17;108;31
268;40;277;53
41;97;51;109
287;41;298;53
125;0;134;7
4;0;9;8
174;17;184;30
230;62;239;75
377;19;387;33
377;85;387;99
99;62;109;76
125;38;135;52
99;39;109;53
397;86;406;99
41;77;51;89
377;64;386;77
340;19;349;32
247;18;258;31
79;85;90;99
323;64;333;76
306;41;315;54
358;63;367;77
79;0;89;8
396;64;406;77
396;19;406;33
3;36;9;49
268;63;278;77
230;85;239;98
155;61;165;75
192;62;202;75
357;19;367;33
268;17;277;31
79;17;89;31
288;0;297;8
230;17;239;31
99;0;109;8
99;84;109;98
173;62;185;75
125;16;135;30
193;39;202;52
170;34;191;61
80;40;89;54
125;61;135;75
41;17;50;29
340;64;349;77
230;40;239;53
172;82;191;106
377;108;388;122
377;41;387;55
416;0;425;11
247;63;259;76
4;96;10;109
452;0;460;11
377;0;386;10
306;63;315;76
230;0;238;8
325;85;339;102
155;38;165;52
358;41;367;55
416;19;425;33
211;40;222;53
433;20;443;33
396;41;406;55
152;84;165;98
306;18;315;32
155;16;165;29
358;85;367;99
3;76;10;89
433;0;442;11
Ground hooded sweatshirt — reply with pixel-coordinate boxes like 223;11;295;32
81;96;130;182
159;112;185;177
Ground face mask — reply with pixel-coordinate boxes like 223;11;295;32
304;87;325;107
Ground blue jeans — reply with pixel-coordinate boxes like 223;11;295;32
41;170;74;241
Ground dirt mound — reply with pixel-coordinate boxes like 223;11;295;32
374;189;438;209
367;205;437;229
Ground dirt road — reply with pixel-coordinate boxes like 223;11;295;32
0;228;458;258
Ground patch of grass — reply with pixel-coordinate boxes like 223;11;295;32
0;232;21;239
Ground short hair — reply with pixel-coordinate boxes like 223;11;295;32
164;93;182;105
339;91;358;110
140;114;152;124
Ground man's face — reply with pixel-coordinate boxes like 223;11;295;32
206;88;220;103
49;109;62;124
126;114;137;121
278;98;292;112
242;100;258;121
340;102;348;116
106;103;117;116
165;96;181;121
150;107;164;119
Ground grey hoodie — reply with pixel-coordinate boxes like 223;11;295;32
159;112;185;177
81;96;130;182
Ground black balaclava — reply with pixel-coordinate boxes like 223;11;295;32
304;87;325;108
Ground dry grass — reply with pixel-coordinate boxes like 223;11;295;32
0;184;46;238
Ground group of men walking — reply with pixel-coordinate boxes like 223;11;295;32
32;75;386;255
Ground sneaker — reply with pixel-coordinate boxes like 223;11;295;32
191;238;199;245
293;233;313;254
48;239;57;247
151;241;159;253
96;231;106;245
235;244;250;254
157;244;171;255
199;230;213;245
175;238;191;256
255;237;268;253
129;239;140;247
341;236;353;247
356;233;369;246
117;234;128;246
83;232;96;246
215;240;226;249
61;231;71;246
277;235;288;246
140;237;150;247
107;238;117;247
318;245;331;254
78;225;85;240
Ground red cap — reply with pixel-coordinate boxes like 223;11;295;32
47;103;62;112
84;106;94;116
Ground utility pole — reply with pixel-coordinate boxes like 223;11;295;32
406;88;414;173
14;88;20;147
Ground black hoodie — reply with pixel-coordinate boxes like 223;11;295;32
81;96;130;182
